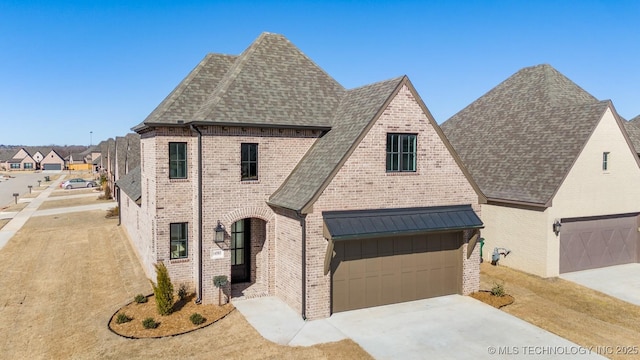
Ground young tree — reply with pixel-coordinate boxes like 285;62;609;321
151;262;174;315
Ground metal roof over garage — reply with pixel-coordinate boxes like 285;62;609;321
323;205;483;241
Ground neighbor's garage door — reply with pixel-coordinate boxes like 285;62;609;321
332;232;462;313
559;215;638;273
42;164;62;170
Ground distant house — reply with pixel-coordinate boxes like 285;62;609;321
441;64;640;277
66;153;92;171
40;149;65;171
3;148;36;171
32;151;44;169
118;33;484;320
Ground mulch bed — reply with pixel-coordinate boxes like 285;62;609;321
470;290;514;309
109;293;235;339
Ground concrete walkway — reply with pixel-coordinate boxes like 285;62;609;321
0;183;116;250
561;263;640;306
234;295;605;359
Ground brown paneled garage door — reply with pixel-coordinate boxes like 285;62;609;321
332;232;462;313
559;215;638;273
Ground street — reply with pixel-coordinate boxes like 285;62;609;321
0;172;50;207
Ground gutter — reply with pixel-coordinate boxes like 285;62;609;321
191;124;204;304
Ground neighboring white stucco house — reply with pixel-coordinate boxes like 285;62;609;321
442;64;640;277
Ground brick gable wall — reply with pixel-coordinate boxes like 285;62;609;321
305;85;480;318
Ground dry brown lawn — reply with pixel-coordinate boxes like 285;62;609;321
38;195;105;210
0;218;9;229
0;210;372;359
480;263;640;360
0;201;28;212
50;188;98;197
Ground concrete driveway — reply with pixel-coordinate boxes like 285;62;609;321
561;263;640;306
234;295;605;359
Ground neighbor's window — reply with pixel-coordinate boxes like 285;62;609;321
170;222;188;259
10;163;19;169
24;163;33;169
386;134;417;172
241;143;258;181
603;152;610;171
169;142;187;179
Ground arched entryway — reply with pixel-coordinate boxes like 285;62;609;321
229;217;269;298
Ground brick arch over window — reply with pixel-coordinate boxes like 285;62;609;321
221;206;275;228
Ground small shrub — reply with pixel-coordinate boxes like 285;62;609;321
190;313;206;325
134;294;148;304
491;282;506;297
177;283;188;301
142;317;159;329
105;206;119;218
151;262;174;316
116;313;132;324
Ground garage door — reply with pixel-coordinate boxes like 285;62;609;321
42;163;62;170
559;215;638;273
332;232;462;313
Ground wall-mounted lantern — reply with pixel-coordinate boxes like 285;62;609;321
214;221;226;243
553;220;562;236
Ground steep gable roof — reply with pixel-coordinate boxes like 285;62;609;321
43;149;64;161
268;77;404;211
116;166;141;203
134;33;344;131
625;116;640;154
441;64;613;206
135;53;237;129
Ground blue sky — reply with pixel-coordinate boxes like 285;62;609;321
1;0;638;146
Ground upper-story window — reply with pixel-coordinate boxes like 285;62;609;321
386;133;417;172
603;151;610;171
169;142;187;179
241;143;258;181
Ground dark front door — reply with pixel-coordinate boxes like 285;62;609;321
231;219;250;283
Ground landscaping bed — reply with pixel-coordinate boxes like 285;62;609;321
109;294;235;338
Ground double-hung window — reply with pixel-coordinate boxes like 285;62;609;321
170;223;188;259
386;133;417;172
169;142;187;179
241;143;258;181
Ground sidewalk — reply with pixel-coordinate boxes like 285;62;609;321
0;175;67;250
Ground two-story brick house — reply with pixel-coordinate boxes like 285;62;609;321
119;32;485;319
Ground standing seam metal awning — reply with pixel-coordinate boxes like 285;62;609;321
323;204;483;241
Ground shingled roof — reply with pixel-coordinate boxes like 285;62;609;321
625;116;640;154
134;33;344;131
441;64;616;206
116;166;141;204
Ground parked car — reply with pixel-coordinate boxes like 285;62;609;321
61;178;97;189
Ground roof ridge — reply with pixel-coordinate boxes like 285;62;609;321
193;34;268;120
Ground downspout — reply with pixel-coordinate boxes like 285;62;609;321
296;211;307;320
191;124;204;304
116;185;121;226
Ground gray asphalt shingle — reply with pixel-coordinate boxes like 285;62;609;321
441;64;612;205
116;166;141;203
